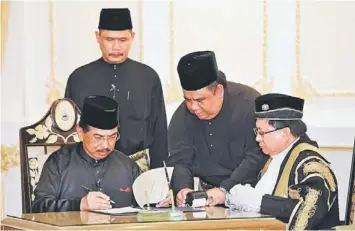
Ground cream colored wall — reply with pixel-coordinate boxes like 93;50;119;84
1;0;354;221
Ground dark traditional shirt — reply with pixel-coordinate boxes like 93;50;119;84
65;58;168;168
259;134;340;229
167;81;267;192
32;143;140;213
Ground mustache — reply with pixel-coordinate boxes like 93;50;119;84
97;149;111;153
109;53;123;56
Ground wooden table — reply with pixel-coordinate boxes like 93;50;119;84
1;207;286;230
336;225;355;230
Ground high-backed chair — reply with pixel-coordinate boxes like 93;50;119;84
19;98;81;213
345;138;355;225
19;98;150;213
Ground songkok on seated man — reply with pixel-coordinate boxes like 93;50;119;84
98;8;133;30
32;95;140;213
225;93;339;230
254;93;304;120
80;95;119;129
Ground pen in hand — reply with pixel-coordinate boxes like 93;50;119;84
81;185;115;204
163;161;176;211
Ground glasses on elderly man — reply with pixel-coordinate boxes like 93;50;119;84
91;133;120;143
253;126;288;137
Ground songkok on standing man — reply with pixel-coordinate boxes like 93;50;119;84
65;8;168;170
165;50;264;207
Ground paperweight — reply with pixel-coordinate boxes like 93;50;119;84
168;209;184;221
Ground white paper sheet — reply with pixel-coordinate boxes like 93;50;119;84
133;167;174;209
94;207;142;214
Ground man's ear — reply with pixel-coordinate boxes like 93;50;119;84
95;31;100;43
282;127;292;139
216;84;224;98
76;125;84;141
131;31;135;40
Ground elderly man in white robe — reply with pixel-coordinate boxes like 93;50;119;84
207;93;339;230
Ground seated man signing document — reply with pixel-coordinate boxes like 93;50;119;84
32;95;139;212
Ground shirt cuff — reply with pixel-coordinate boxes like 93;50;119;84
225;185;263;212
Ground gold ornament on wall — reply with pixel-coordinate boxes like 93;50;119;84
165;0;183;105
46;79;63;105
46;0;64;105
166;0;271;103
251;0;273;94
138;0;144;62
1;1;9;71
1;144;20;174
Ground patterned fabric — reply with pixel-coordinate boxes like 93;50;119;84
128;149;150;173
28;147;59;202
286;153;338;229
29;158;39;201
259;139;339;230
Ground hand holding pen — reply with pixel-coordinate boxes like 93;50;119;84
80;185;115;211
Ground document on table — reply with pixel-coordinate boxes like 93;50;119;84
92;207;142;215
151;207;205;213
92;206;204;216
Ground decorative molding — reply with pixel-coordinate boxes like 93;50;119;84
251;0;273;94
46;0;64;105
165;0;182;105
165;0;271;104
1;144;20;220
1;1;9;71
1;144;20;174
319;146;353;152
1;174;4;220
292;0;355;101
138;0;144;62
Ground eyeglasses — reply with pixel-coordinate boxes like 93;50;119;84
253;126;288;137
91;133;120;143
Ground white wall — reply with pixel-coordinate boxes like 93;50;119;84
1;0;354;221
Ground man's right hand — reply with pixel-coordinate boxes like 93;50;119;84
176;188;193;207
80;192;112;211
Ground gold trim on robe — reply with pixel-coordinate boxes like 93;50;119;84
272;143;319;197
291;188;320;230
303;161;336;191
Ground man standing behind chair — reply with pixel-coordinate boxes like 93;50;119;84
165;51;267;206
32;95;139;212
65;8;168;169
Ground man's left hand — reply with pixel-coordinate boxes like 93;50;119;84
206;188;226;206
